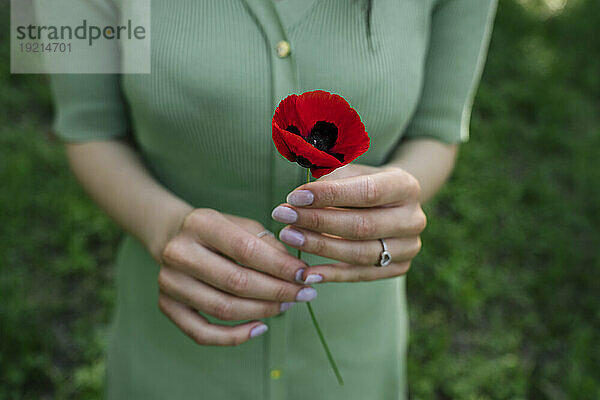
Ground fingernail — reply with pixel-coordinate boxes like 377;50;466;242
250;324;269;338
296;287;317;302
279;227;305;247
271;206;297;224
280;302;296;312
304;274;323;284
287;190;314;206
294;268;306;283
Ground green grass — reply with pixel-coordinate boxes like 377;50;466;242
408;1;600;398
1;0;599;399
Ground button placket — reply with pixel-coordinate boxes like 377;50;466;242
240;1;301;399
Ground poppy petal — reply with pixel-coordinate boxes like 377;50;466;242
272;94;308;137
272;121;297;161
295;90;366;147
277;127;345;168
330;133;370;161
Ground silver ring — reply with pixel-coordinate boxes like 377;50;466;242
256;230;275;239
376;238;392;267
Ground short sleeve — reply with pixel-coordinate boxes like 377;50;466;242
48;74;130;142
37;0;130;142
403;0;498;144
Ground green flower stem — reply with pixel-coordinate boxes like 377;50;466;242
298;168;344;386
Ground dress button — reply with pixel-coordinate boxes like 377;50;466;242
270;369;282;380
275;40;291;58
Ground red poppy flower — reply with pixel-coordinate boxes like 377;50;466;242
272;90;370;178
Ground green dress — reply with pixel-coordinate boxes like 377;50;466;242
47;0;497;398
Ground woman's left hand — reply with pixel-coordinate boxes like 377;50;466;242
271;164;427;283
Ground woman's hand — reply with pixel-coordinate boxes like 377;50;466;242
158;208;315;347
271;164;426;283
63;141;318;347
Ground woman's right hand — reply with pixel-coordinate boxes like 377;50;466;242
157;208;315;346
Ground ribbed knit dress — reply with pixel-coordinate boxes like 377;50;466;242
47;0;497;399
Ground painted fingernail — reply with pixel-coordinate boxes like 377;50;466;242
271;206;297;224
304;274;323;284
294;268;306;283
250;324;269;338
280;302;296;312
279;227;305;247
287;190;314;206
296;287;317;302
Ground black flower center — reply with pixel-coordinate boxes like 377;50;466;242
284;122;345;167
306;121;338;152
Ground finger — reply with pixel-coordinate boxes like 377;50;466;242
158;267;295;321
158;293;268;346
222;214;288;253
161;235;317;302
272;203;427;240
298;261;413;283
186;209;307;282
279;226;421;267
286;167;420;208
254;230;289;253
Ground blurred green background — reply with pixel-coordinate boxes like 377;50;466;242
1;0;599;398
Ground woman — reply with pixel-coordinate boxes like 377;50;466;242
47;0;497;398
